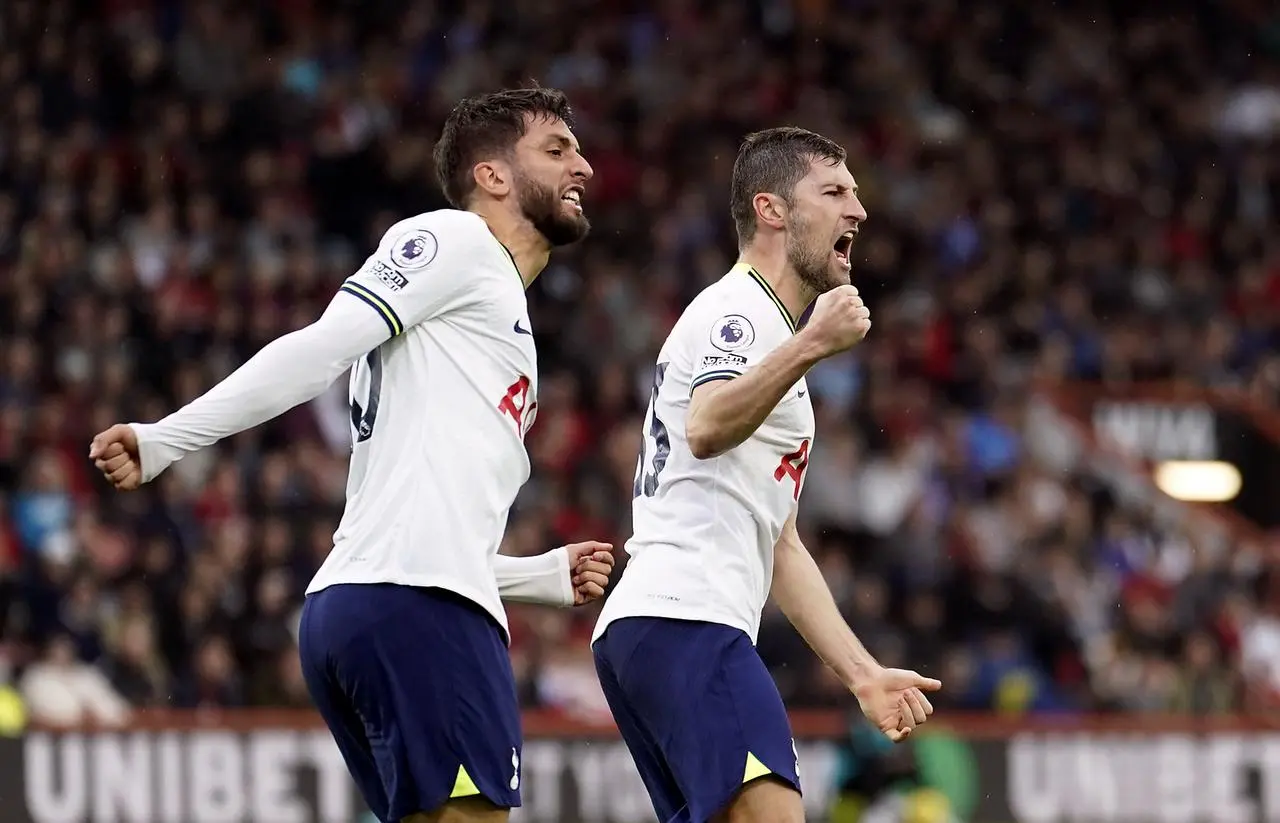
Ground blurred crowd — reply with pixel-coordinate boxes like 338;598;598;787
2;0;1280;727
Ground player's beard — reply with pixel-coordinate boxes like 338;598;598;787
786;210;843;294
515;171;590;247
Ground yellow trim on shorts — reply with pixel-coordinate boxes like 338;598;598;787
743;751;772;784
450;765;481;798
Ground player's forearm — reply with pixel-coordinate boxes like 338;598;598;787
493;550;574;607
133;333;355;481
771;519;878;689
685;333;825;459
131;297;387;482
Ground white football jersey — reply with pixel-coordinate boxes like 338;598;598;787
305;209;538;635
593;263;816;643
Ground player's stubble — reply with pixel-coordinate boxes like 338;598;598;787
786;207;847;295
514;169;591;247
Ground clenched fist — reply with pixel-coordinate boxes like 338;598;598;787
89;424;143;491
564;541;615;605
801;285;871;358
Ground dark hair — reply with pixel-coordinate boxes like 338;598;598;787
730;127;847;247
433;87;575;208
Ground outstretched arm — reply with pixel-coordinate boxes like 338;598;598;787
770;510;879;688
124;295;390;483
92;211;488;488
771;511;941;741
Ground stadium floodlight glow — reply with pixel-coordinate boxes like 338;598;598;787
1153;460;1242;503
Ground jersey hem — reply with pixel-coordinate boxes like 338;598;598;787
306;575;511;642
592;605;757;646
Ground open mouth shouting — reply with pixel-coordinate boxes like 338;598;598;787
833;229;857;269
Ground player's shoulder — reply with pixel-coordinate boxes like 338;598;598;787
377;209;493;267
392;208;488;236
687;264;783;315
675;263;790;344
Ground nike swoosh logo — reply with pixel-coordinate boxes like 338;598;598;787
513;320;532;335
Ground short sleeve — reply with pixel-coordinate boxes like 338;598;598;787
688;309;775;392
338;211;488;337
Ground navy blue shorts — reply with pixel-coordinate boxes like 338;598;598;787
299;584;522;822
593;617;801;823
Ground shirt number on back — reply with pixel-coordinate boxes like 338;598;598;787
774;438;810;500
349;349;383;444
633;362;670;499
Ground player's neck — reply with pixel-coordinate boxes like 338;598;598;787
737;248;817;325
471;207;550;289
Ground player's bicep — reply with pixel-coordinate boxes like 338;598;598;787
688;378;730;424
340;217;479;335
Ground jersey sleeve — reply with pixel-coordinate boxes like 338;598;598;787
493;549;574;606
338;211;489;336
687;305;780;392
131;292;393;483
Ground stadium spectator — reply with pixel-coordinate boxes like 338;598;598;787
19;634;130;727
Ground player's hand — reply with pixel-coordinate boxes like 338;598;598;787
853;668;941;743
801;285;871;357
89;424;143;491
564;541;615;605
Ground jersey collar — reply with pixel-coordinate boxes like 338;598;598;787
496;240;524;287
733;262;797;334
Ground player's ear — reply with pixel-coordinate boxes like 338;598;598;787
472;160;512;199
752;192;787;232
